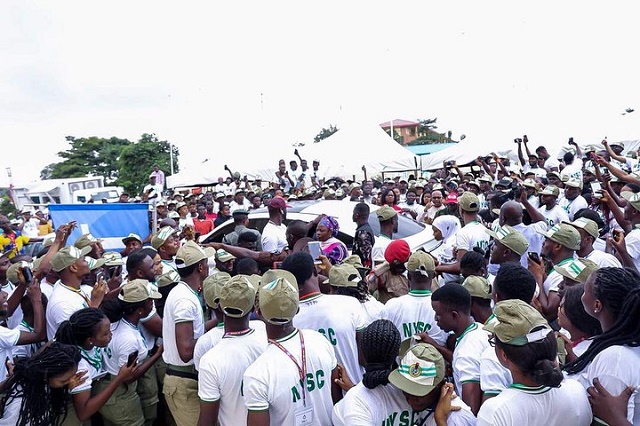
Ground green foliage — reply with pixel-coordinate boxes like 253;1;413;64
313;125;338;143
0;194;15;218
46;136;131;181
40;133;178;196
117;133;179;195
418;118;438;133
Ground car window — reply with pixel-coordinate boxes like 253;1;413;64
367;212;425;239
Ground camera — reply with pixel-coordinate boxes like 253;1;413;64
514;138;522;144
445;160;455;167
568;137;574;144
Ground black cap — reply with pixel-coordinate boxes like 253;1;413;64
232;209;250;217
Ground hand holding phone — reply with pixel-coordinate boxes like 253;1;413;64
528;252;541;263
308;241;322;263
127;350;139;367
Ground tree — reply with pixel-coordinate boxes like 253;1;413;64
40;164;55;180
117;133;179;195
44;136;132;181
313;125;338;143
417;118;438;134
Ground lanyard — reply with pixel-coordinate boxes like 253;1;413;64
223;328;253;338
61;283;90;307
269;330;307;407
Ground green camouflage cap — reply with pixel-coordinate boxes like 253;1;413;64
539;185;560;197
484;299;551;346
74;233;103;249
462;275;492;300
6;261;33;284
118;279;161;303
458;191;480;212
258;269;299;325
175;241;216;269
621;191;640;212
406;251;436;275
157;270;180;288
219;275;257;318
85;256;106;271
102;251;124;267
216;249;236;263
388;342;445;397
342;255;364;269
486;225;529;256
326;263;361;288
122;233;142;245
151;226;179;250
537;223;581;251
51;246;92;272
203;272;231;309
564;217;599;239
553;258;598;283
376;205;397;221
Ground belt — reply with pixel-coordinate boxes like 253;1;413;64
166;364;198;381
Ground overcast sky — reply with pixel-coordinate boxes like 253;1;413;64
1;1;639;187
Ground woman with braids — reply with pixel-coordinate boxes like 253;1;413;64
565;267;640;426
332;319;474;426
478;299;591;425
98;279;164;426
0;342;84;426
556;284;602;363
54;307;136;425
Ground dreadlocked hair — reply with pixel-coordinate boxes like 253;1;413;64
1;342;80;426
54;307;107;346
361;319;400;389
564;267;640;375
333;280;370;303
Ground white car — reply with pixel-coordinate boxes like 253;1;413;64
199;200;437;253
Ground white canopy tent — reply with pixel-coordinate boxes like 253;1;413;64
296;123;420;181
421;137;640;171
167;123;420;187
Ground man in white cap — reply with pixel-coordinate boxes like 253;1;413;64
243;269;341;426
162;241;217;426
558;178;588;221
564;217;621;267
537;185;569;227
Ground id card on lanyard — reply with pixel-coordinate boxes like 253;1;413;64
269;330;308;408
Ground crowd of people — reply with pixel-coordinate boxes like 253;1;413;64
0;137;638;425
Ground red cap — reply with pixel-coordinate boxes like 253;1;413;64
445;192;458;204
384;239;411;263
269;196;288;210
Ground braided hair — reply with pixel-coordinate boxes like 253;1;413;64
55;308;107;346
1;342;80;426
333;280;370;303
361;319;401;389
564;267;640;374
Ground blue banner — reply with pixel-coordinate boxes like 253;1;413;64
48;203;150;250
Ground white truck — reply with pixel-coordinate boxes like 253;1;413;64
13;176;123;210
